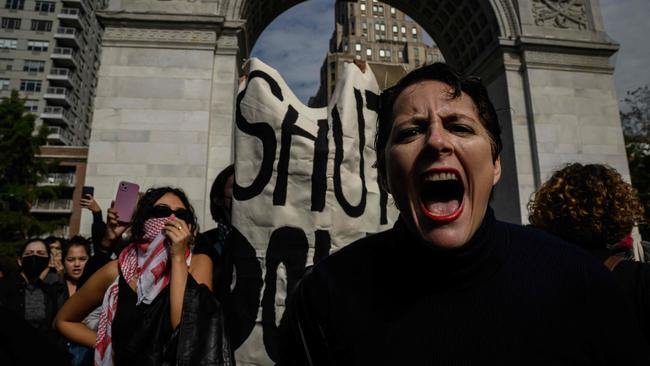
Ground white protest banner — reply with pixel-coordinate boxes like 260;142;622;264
229;58;397;364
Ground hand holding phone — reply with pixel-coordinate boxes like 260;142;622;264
114;181;139;223
80;186;101;213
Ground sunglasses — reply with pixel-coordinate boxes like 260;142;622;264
151;205;192;223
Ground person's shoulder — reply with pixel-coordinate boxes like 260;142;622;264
498;220;587;257
309;228;393;278
496;221;606;275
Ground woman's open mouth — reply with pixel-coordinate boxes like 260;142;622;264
419;168;465;223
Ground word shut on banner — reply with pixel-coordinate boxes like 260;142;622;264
229;58;396;364
233;64;389;224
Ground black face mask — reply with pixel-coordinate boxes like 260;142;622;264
21;255;49;279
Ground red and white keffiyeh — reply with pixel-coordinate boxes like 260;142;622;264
94;216;192;366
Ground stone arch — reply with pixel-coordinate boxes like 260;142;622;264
236;0;521;72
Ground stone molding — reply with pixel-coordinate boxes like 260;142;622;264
523;49;613;74
532;0;589;30
103;27;218;49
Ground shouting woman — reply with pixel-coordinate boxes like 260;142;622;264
280;63;650;365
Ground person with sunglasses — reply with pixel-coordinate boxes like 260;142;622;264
55;187;233;365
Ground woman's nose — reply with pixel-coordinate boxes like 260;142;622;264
424;121;453;155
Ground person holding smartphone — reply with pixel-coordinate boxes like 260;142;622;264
79;190;108;253
55;187;232;365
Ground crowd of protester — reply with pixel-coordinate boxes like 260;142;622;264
0;62;649;365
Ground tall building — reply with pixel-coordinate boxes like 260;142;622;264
1;0;103;146
310;0;443;107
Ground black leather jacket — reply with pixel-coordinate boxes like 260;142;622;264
112;275;234;366
174;275;234;366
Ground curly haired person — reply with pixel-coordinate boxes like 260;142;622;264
529;163;650;343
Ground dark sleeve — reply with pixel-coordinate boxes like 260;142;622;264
91;210;107;253
173;275;234;365
586;264;650;365
613;261;650;344
219;228;263;349
278;268;334;366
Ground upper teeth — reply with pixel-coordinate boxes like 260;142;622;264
424;172;458;181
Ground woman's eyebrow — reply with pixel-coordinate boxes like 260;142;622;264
441;112;477;122
394;112;428;124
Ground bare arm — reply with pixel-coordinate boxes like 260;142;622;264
165;218;213;329
54;260;118;347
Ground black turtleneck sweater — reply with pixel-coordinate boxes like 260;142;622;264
279;209;650;365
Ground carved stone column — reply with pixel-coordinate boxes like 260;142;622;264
203;28;243;229
82;2;229;232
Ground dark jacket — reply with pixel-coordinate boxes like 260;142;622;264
111;274;234;366
281;209;650;365
0;273;64;333
0;273;70;365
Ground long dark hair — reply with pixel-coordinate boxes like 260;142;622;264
130;187;198;242
209;164;234;223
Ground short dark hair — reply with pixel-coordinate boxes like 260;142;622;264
130;187;198;242
209;164;235;223
43;236;66;247
18;238;49;257
63;235;91;258
375;62;502;187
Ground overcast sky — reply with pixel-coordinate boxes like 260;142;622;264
251;0;650;105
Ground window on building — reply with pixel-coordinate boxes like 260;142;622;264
414;48;419;56
0;78;10;91
390;7;396;16
378;5;383;13
0;58;12;71
20;79;41;92
355;43;361;52
360;3;366;12
24;100;38;112
374;23;380;30
362;22;367;30
4;0;24;10
34;1;55;12
372;5;377;13
402;36;407;42
392;25;398;33
366;48;372;57
386;49;391;57
401;26;406;34
0;38;17;49
393;35;398;41
1;17;21;30
398;51;403;60
23;60;45;72
31;20;52;32
412;27;418;35
379;49;385;57
427;53;434;63
27;40;49;51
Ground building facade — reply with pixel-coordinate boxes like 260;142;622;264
0;0;102;146
311;0;444;107
34;146;88;237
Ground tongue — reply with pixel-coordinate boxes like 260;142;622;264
424;199;460;217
